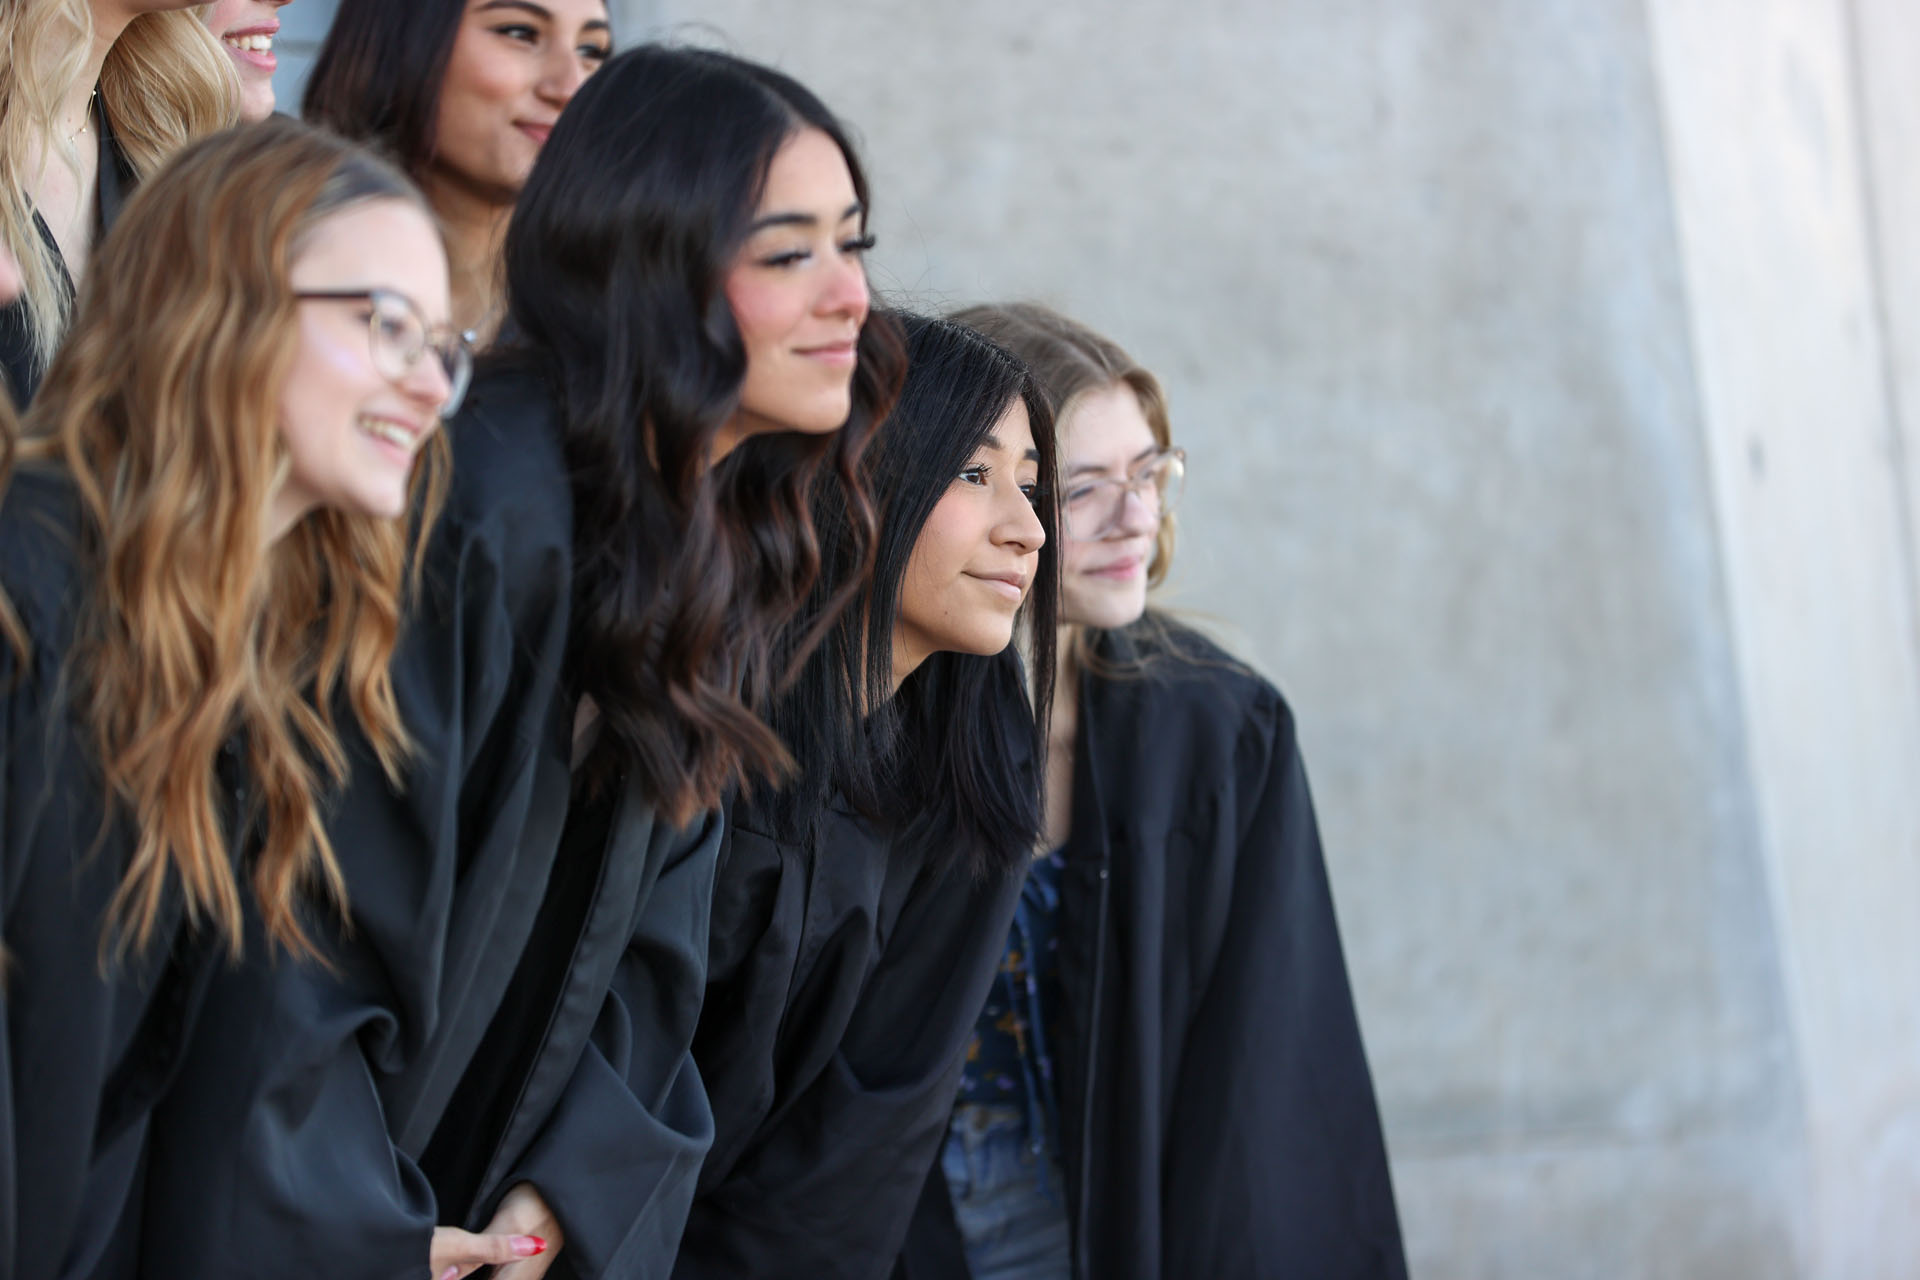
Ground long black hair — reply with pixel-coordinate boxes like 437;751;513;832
302;0;467;175
762;312;1060;878
502;44;907;825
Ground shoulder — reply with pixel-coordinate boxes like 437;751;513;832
441;363;572;528
1092;616;1292;752
429;364;573;590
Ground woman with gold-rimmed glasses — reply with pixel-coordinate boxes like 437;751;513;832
899;303;1406;1280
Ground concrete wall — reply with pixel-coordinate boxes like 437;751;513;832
273;2;1920;1272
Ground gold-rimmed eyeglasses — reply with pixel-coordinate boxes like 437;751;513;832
293;287;475;418
1062;446;1186;537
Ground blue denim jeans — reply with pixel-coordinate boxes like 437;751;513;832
942;1104;1071;1280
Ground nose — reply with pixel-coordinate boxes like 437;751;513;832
995;488;1047;556
536;44;590;107
814;251;869;326
399;350;454;415
1113;483;1160;536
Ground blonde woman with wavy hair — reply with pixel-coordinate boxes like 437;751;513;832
0;116;473;1280
0;0;234;403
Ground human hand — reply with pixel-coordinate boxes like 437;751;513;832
473;1182;563;1280
428;1221;549;1280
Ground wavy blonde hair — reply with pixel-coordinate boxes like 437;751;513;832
1;0;234;383
20;118;446;959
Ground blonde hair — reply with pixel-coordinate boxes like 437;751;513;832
950;302;1179;587
0;0;234;381
19;118;445;959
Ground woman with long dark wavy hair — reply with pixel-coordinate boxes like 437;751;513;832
675;313;1059;1278
897;303;1406;1280
0;117;461;1280
304;0;611;341
137;45;906;1280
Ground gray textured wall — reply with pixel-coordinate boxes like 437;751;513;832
273;1;1920;1272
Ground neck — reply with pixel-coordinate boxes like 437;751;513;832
423;168;513;341
69;6;132;138
1051;624;1082;742
890;630;922;696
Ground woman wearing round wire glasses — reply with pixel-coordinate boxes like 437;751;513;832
900;303;1407;1280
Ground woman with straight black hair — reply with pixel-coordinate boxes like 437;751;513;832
304;0;611;340
897;303;1405;1280
673;312;1058;1279
138;43;906;1280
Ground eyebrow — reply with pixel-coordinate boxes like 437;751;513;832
746;201;865;233
980;434;1043;463
473;0;613;32
1066;444;1160;479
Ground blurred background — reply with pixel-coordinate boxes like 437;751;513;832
279;2;1920;1275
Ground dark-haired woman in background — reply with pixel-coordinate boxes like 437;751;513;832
139;43;905;1280
674;313;1057;1280
0;117;462;1280
897;303;1406;1280
305;0;611;341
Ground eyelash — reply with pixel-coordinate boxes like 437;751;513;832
758;233;877;269
491;23;612;61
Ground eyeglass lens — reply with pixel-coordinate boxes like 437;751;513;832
1065;452;1185;536
366;291;473;417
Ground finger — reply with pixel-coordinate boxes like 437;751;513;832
433;1227;547;1267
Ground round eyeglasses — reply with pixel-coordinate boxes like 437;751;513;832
293;287;475;418
1061;446;1186;538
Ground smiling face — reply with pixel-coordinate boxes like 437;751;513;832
270;199;452;540
203;0;291;121
430;0;611;203
716;126;872;455
1058;382;1163;630
892;397;1048;683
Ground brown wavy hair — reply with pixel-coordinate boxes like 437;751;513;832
18;117;447;959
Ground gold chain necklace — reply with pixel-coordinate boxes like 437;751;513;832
69;88;97;143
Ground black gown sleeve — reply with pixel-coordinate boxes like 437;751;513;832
674;851;1022;1280
465;799;724;1279
1158;693;1406;1278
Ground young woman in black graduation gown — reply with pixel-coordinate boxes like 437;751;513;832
0;0;231;403
138;45;907;1280
898;303;1407;1280
0;118;462;1280
673;313;1060;1279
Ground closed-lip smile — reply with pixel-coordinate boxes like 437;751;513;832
968;569;1029;602
796;338;858;365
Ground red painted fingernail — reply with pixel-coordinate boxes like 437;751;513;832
512;1235;547;1257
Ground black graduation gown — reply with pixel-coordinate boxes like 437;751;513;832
671;685;1032;1280
139;365;723;1279
1;102;137;405
898;622;1407;1280
137;366;576;1277
0;467;224;1280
